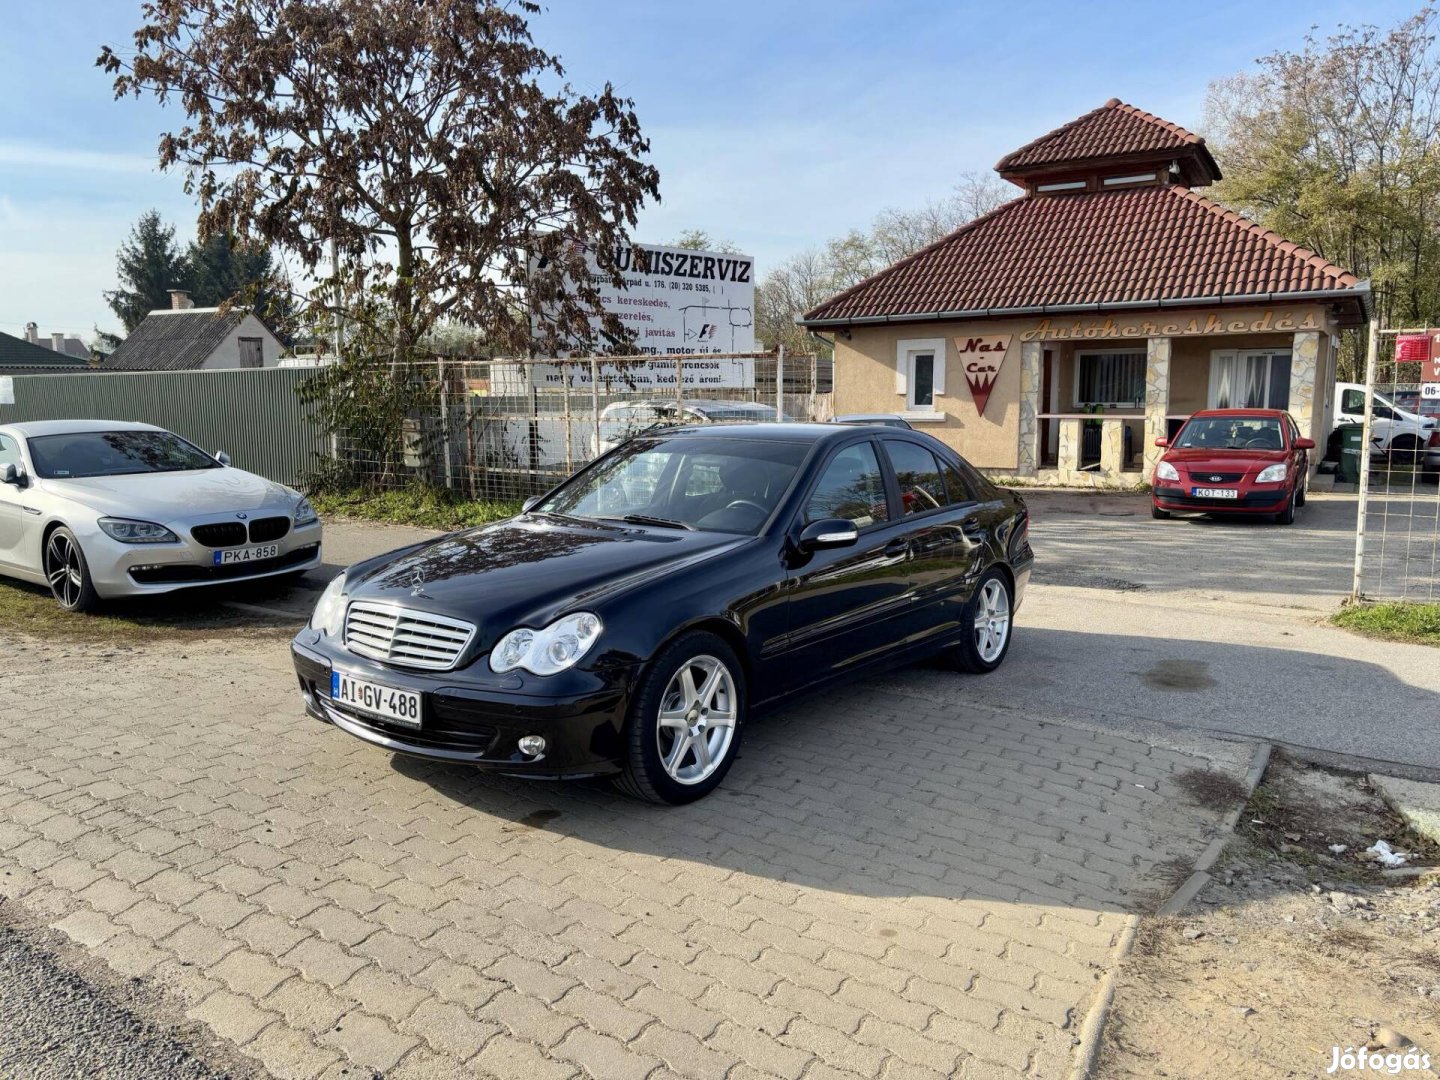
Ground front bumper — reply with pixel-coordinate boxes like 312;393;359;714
1152;485;1290;514
87;520;324;597
290;629;633;777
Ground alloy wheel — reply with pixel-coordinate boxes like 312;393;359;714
45;533;84;609
973;578;1011;663
656;655;737;785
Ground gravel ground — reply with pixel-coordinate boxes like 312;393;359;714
0;901;265;1080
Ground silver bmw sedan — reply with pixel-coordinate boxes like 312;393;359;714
0;419;322;611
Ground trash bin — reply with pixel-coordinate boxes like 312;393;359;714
1337;422;1365;484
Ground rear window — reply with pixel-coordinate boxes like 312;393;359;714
885;441;947;516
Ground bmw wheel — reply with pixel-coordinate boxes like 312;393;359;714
44;527;100;612
948;569;1013;674
615;631;745;804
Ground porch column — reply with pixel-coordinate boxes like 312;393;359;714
1017;341;1042;476
1057;418;1082;479
1290;330;1321;443
1099;418;1126;479
1143;336;1172;480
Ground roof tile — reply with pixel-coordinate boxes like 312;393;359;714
802;185;1360;324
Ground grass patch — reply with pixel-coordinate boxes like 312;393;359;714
0;578;291;646
1332;602;1440;647
310;487;522;532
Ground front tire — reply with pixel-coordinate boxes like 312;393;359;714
1151;504;1170;519
948;568;1013;674
44;527;100;612
1388;435;1424;469
614;631;746;805
1275;487;1297;525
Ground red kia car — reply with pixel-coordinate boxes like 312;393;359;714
1151;409;1316;525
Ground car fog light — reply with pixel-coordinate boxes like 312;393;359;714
518;735;546;757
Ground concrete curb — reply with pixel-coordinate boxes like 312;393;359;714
1068;740;1273;1080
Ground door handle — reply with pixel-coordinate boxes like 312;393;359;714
884;539;910;558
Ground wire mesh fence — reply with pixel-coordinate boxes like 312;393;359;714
320;351;833;504
1352;325;1440;602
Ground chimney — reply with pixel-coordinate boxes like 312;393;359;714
168;289;194;310
24;322;38;344
51;332;66;353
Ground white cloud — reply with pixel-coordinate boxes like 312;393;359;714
0;141;159;176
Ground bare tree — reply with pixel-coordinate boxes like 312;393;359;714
99;0;660;359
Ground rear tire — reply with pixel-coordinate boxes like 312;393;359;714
1295;480;1307;507
1151;504;1170;520
614;631;746;805
44;527;100;612
947;568;1013;674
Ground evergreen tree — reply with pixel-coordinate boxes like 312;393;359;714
188;232;295;339
104;210;190;332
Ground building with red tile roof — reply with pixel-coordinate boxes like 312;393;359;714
800;99;1368;485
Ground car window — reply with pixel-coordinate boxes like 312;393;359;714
27;430;220;479
804;443;889;528
1173;417;1284;450
1341;389;1365;414
0;434;20;469
940;459;976;505
885;441;946;516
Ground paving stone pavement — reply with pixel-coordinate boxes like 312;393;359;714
0;635;1239;1079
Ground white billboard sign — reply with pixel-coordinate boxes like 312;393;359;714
528;355;755;391
1422;382;1440;399
535;242;755;357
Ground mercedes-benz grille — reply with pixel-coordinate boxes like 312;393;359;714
343;602;476;671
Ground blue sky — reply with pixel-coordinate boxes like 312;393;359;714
0;0;1418;341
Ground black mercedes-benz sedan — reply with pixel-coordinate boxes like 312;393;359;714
291;424;1033;803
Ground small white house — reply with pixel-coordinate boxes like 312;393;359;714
104;290;285;372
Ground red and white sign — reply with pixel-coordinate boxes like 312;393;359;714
1395;334;1432;361
954;335;1011;417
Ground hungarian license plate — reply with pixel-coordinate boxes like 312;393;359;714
214;543;279;566
1192;487;1239;499
330;670;422;727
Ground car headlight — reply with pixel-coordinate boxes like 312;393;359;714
310;573;347;637
98;517;179;544
1155;461;1180;482
489;612;603;676
294;497;319;527
1256;462;1288;484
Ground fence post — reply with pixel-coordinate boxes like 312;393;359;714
562;370;573;475
437;358;453;491
1350;318;1380;602
590;357;600;458
809;352;817;421
675;355;684;414
776;345;785;420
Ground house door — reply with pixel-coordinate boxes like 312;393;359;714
238;337;263;368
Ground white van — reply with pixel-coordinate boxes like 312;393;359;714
1334;383;1439;471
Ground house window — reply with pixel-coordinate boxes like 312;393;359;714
895;338;946;414
1075;350;1145;407
1209;350;1291;410
238;337;263;368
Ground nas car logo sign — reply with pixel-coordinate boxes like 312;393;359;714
954;334;1011;418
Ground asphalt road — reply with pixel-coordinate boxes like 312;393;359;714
966;490;1440;776
0;904;261;1080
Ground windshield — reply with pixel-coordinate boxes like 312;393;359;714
28;431;221;479
1173;417;1286;451
538;436;807;534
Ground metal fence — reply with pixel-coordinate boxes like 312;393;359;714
1351;323;1440;602
332;352;833;503
0;367;323;486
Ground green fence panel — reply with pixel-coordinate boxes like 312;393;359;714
0;368;325;486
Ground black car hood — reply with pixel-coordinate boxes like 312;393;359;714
347;515;745;649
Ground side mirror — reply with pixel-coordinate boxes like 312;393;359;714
798;518;859;552
215;451;231;466
1;463;22;486
522;495;542;513
1153;436;1168;448
1294;437;1316;450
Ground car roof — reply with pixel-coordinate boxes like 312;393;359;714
652;422;861;444
2;419;164;438
1184;409;1287;419
835;413;904;421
